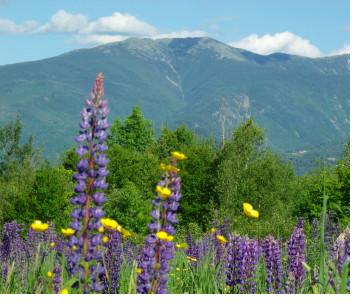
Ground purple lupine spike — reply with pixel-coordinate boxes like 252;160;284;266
262;235;283;293
286;219;306;292
53;266;62;294
137;156;183;294
64;73;110;293
185;234;200;267
103;231;123;293
246;238;260;294
1;222;28;265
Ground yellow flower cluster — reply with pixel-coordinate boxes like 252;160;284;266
216;235;228;244
61;228;75;237
100;218;119;230
156;231;174;241
186;256;197;262
210;227;216;234
156;185;172;199
171;151;187;160
116;225;132;238
243;202;260;219
160;163;180;173
30;220;49;232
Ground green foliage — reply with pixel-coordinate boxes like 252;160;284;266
108;106;155;152
215;119;296;238
105;181;151;235
0;162;73;229
107;144;160;197
292;142;350;227
155;125;196;159
0;117;39;179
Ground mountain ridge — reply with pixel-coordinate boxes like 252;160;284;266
0;37;349;168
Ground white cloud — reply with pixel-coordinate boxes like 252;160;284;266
39;10;89;33
0;10;207;46
84;12;157;36
0;18;39;33
229;32;323;58
329;43;350;56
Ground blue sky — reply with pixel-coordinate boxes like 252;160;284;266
0;0;350;65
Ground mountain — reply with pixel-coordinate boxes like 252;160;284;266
0;37;350;168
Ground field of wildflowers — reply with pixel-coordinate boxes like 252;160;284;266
0;74;350;294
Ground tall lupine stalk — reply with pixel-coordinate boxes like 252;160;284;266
226;236;260;293
262;235;283;293
137;153;184;294
286;219;306;292
103;230;123;293
66;73;110;293
185;234;200;267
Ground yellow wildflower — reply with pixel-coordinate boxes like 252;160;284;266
100;218;119;230
136;268;142;275
243;202;260;219
60;289;69;294
47;271;53;278
243;202;253;213
102;236;109;244
210;227;216;234
156;231;174;241
72;245;78;251
121;229;132;238
175;243;188;249
216;235;228;244
31;220;49;232
170;165;180;173
186;256;197;262
61;228;75;237
156;186;172;199
98;226;105;233
171;151;187;160
50;242;56;248
160;163;172;171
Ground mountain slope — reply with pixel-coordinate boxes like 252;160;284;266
0;37;349;163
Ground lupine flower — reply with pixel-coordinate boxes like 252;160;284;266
65;73;110;293
30;220;49;232
52;267;62;294
286;219;306;292
225;236;260;293
262;235;283;293
185;234;200;267
103;230;123;293
136;152;183;294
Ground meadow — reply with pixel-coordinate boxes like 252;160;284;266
0;73;350;294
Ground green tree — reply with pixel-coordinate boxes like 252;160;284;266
215;119;296;238
105;181;151;235
108;106;155;152
0;117;39;179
